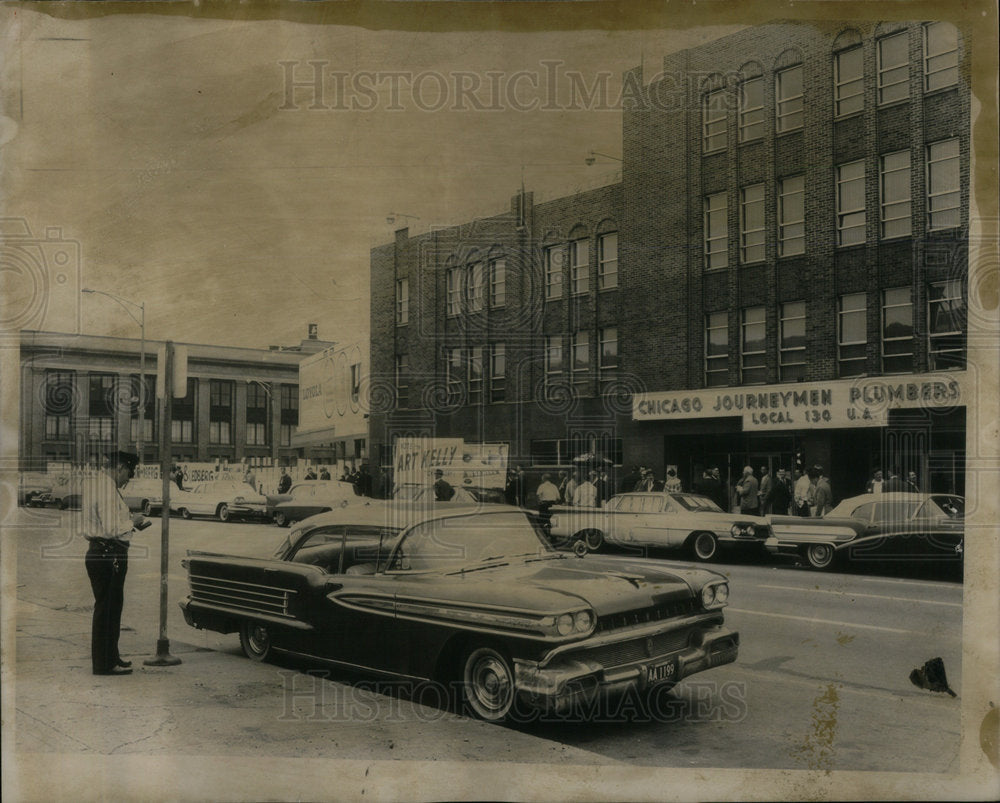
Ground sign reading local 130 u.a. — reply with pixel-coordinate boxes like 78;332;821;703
633;372;968;429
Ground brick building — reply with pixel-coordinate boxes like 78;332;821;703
370;20;971;501
18;329;336;469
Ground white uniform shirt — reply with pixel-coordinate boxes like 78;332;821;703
573;481;598;508
81;471;135;543
535;481;560;504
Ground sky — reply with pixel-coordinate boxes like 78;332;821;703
2;4;743;351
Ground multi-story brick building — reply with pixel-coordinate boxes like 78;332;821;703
370;20;972;500
18;328;336;469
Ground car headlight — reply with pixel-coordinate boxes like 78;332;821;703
730;524;742;537
701;582;729;609
557;613;575;636
574;610;593;632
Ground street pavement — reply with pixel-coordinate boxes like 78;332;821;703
7;507;964;782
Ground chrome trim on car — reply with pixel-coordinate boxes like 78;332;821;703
189;574;297;617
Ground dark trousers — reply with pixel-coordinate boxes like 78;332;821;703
85;542;128;673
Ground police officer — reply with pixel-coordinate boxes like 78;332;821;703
82;449;148;676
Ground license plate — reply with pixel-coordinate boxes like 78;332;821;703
648;659;677;684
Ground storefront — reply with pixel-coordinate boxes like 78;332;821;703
633;373;969;506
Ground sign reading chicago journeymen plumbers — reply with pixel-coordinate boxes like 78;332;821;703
633;372;969;429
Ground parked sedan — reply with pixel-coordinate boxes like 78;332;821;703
171;480;268;522
18;473;53;507
548;492;770;560
180;505;739;722
121;478;165;516
765;492;965;570
271;481;368;527
265;480;358;519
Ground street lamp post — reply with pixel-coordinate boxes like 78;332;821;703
82;289;146;464
386;212;419;226
584;150;623;165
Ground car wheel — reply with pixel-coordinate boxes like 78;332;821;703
273;511;287;527
142;500;152;516
690;531;718;562
239;621;271;662
217;504;230;522
462;644;515;722
805;543;836;570
180;508;192;520
581;529;604;552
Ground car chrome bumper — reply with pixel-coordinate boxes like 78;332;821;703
513;623;739;713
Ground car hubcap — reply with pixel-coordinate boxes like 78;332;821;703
466;650;513;719
249;626;268;654
695;534;715;559
810;545;833;566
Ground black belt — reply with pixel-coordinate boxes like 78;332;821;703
86;537;129;554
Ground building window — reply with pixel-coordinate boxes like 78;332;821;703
705;312;728;387
467;262;484;312
350;363;361;403
702;88;727;152
245;380;268;446
280;384;298;448
741;306;767;384
545;335;563;380
445;346;463;401
171;378;197;444
928;280;966;369
446;267;461;316
129;374;155;443
395;278;409;325
877;32;909;105
882;287;914;374
544;245;564;300
468;346;483;405
598;232;618;290
778;176;805;256
880;150;912;239
927;138;960;231
779;301;807;382
775;66;803;133
572;331;590;384
570;238;589;295
209;380;233;445
836;160;866;247
838;293;868;377
599;327;618;381
44;371;74;440
490;343;506;402
88;418;115;443
740;184;765;264
395;354;408;408
89;373;115;418
704;192;728;270
835;46;864;116
739;77;764;142
924;22;958;92
490;258;506;307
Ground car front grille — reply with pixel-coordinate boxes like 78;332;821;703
594;599;697;633
189;574;295;618
576;628;694;669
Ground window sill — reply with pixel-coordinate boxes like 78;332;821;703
777;251;806;260
702;147;726;157
876;98;910;111
738;135;765;146
879;234;913;243
740;260;767;267
835;242;867;252
923;84;960;100
833;110;864;122
774;127;804;138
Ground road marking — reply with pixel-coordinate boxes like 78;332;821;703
726;607;954;636
854;575;961;590
756;584;963;608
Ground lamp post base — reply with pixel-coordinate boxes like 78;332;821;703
143;639;183;667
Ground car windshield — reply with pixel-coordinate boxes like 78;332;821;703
922;495;965;519
672;494;723;512
388;511;553;572
393;485;423;500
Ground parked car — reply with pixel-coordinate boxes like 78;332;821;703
271;481;370;527
171;480;268;522
265;480;358;520
180;505;739;722
392;484;493;504
121;478;165;516
547;492;770;560
765;492;965;570
18;473;53;507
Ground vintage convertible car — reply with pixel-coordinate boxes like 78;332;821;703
765;492;965;570
547;492;770;560
180;505;739;722
266;480;358;520
171;480;268;521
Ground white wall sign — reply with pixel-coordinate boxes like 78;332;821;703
633;372;968;429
